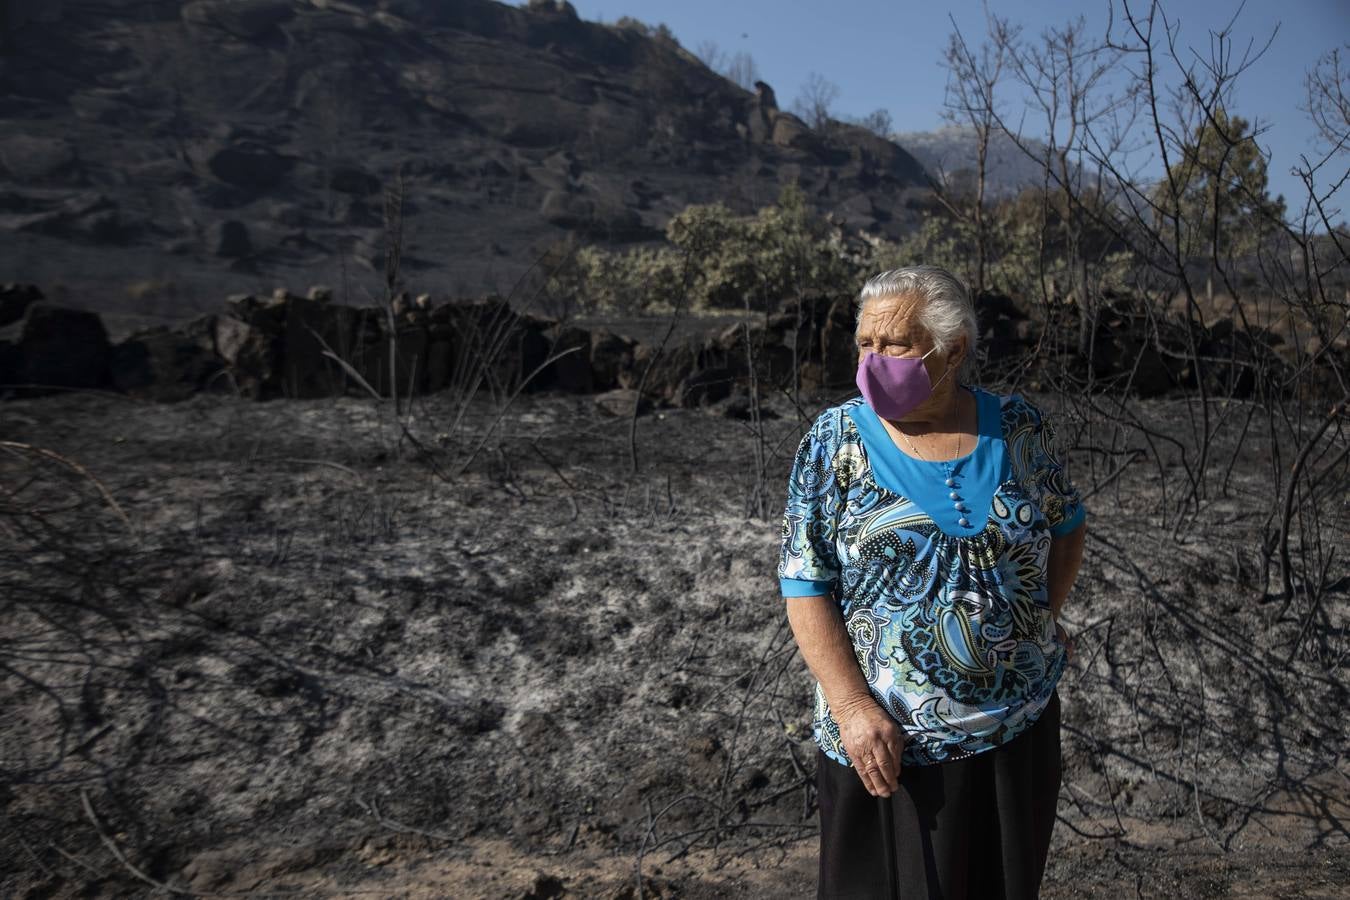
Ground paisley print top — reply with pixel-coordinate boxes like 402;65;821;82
777;386;1087;767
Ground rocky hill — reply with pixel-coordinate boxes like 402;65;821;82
0;0;929;328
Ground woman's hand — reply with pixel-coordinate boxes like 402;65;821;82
835;696;906;797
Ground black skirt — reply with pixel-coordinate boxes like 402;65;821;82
815;688;1062;900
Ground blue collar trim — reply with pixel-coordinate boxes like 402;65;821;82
844;387;1010;537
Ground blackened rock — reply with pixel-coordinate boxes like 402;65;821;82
0;283;42;328
282;296;359;398
214;312;284;399
210;220;252;258
15;302;111;394
673;365;734;407
0;339;17;389
204;142;293;191
109;315;226;402
621;340;700;406
539;189;643;237
353;320;429;398
820;294;859;388
589;328;637;391
223;293;287;332
329;166;381;196
425;334;454;393
181;0;295;40
974;290;1030;323
714;389;780;421
530;322;592;393
593;387;648;417
0;135;76;182
770;112;823;156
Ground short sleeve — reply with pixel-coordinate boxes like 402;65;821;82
1021;399;1087;536
777;422;845;598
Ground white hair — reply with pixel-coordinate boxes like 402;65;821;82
854;265;980;381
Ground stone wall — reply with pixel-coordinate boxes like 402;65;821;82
0;283;1305;409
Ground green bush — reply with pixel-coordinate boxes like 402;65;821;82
553;184;869;315
547;180;1151;318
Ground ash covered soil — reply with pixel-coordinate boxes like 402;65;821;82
1;385;1347;899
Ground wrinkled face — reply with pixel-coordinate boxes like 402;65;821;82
855;293;935;365
855;293;968;403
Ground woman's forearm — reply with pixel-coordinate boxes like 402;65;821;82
784;595;875;717
1046;521;1087;620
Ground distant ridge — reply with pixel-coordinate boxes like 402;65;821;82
892;124;1064;199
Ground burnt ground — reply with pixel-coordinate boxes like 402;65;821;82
1;381;1347;899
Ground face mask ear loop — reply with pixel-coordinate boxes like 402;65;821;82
927;343;956;392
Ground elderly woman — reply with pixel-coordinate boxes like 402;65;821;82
778;266;1087;900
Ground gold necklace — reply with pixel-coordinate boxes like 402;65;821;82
897;423;961;461
895;396;963;461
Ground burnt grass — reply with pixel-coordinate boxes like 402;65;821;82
1;380;1347;899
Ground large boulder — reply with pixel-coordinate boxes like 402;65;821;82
539;189;644;237
13;302;111;394
217;295;287;398
203;142;294;191
589;328;637;391
0;135;77;182
528;322;593;393
706;294;839;395
0;283;42;327
1087;311;1176;398
592;387;649;417
620;340;701;406
109;315;226;401
672;365;734;408
181;0;295;39
770;112;823;156
819;294;859;388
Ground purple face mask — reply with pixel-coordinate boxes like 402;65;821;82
855;346;951;420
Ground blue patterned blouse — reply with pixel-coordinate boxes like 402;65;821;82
777;386;1087;768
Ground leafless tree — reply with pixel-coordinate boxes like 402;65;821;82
951;0;1346;608
852;107;893;138
694;40;760;92
722;51;761;92
791;72;841;131
694;39;726;73
1301;45;1350;151
991;15;1127;357
939;11;1020;294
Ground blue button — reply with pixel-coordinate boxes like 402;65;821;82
958;517;970;527
945;477;957;487
949;491;959;500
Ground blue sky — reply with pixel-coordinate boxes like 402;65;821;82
564;0;1349;219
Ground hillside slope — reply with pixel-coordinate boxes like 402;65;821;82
0;0;928;322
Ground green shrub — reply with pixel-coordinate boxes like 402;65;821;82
552;183;871;315
547;181;1151;317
